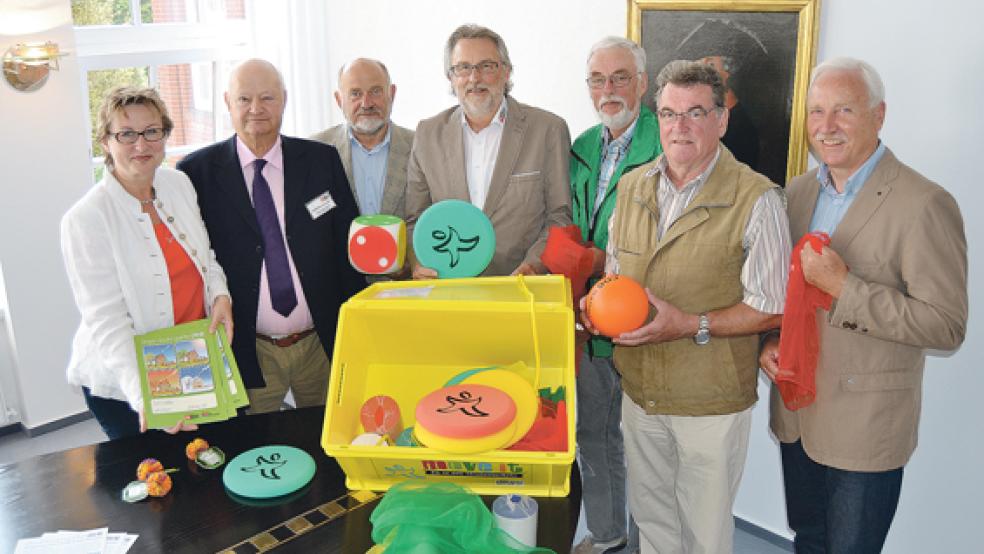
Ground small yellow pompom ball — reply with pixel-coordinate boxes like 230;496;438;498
136;458;164;481
145;471;173;497
185;438;210;461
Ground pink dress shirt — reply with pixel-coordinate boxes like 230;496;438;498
236;136;315;336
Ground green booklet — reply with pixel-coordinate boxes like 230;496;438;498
134;320;248;429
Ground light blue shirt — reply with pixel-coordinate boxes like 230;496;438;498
594;117;638;217
809;142;886;234
349;126;392;215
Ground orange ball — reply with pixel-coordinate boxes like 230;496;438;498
185;438;210;461
585;275;649;337
145;471;173;497
136;458;164;481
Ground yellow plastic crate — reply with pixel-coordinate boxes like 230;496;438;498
321;275;576;497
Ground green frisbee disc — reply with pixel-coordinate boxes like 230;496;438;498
413;199;495;278
222;445;316;499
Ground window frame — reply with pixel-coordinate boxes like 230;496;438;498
74;0;250;175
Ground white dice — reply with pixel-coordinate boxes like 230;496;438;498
348;214;406;274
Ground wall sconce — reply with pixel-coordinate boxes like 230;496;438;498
2;42;66;92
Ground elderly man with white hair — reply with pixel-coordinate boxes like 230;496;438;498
569;36;662;554
179;59;365;414
760;57;967;552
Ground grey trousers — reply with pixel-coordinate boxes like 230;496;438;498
576;352;638;551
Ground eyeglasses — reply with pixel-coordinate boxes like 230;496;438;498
586;71;639;89
656;106;721;124
111;127;168;144
449;60;502;78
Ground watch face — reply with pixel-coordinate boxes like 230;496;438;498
694;330;711;345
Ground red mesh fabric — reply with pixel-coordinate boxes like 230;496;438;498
507;388;568;452
541;225;596;377
776;232;833;411
540;225;595;306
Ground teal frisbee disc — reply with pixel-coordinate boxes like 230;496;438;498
413;199;495;278
222;445;316;499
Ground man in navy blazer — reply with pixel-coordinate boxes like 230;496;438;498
178;59;364;413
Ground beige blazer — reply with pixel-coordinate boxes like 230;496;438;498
405;96;572;276
310;122;414;219
770;148;967;472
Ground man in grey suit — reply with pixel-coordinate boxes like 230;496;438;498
406;24;572;278
760;57;967;552
311;58;413;219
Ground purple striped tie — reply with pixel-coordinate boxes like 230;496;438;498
252;159;297;317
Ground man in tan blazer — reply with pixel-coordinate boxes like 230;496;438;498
760;57;967;552
311;58;413;219
405;24;572;278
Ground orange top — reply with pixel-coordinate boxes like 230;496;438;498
154;223;205;324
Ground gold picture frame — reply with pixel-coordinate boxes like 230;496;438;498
628;0;821;185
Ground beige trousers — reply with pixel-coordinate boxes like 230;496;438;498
621;393;752;554
247;333;330;414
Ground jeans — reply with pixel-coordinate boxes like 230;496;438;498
576;352;638;551
82;386;140;440
781;440;903;554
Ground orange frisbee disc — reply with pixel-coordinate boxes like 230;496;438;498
415;384;516;439
585;274;649;337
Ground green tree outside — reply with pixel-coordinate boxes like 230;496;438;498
72;0;153;181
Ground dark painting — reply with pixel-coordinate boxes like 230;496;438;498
640;11;800;186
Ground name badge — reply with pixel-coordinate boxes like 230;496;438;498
306;192;336;219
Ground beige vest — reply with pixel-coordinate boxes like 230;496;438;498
612;147;776;416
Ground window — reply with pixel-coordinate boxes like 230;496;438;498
72;0;245;27
72;0;249;180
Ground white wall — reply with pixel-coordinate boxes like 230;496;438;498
0;0;980;549
314;0;623;140
0;0;90;428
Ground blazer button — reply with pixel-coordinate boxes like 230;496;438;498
167;216;174;223
256;245;263;253
179;233;186;240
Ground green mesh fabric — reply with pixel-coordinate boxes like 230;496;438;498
369;481;554;553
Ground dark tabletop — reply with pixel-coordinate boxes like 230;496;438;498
0;407;580;553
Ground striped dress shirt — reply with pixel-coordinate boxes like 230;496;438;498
606;147;790;314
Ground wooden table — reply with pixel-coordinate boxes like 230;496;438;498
0;407;580;553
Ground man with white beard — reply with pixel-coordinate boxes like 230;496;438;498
405;24;572;278
568;36;661;554
312;58;414;219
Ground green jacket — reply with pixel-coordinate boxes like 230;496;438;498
569;105;662;358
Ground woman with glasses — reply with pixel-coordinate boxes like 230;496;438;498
61;86;232;440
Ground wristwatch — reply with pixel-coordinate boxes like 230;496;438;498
694;313;711;345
